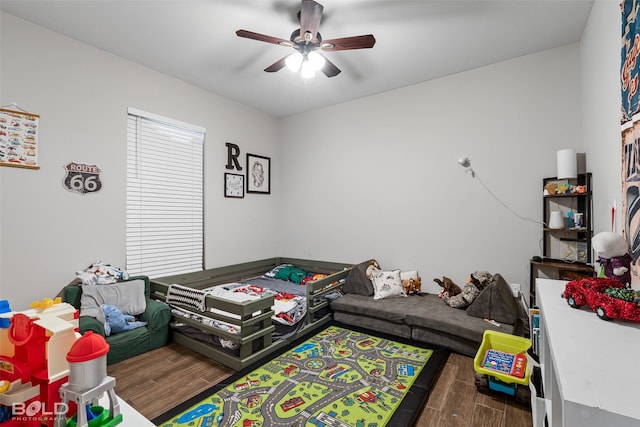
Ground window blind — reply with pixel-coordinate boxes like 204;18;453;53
126;107;204;278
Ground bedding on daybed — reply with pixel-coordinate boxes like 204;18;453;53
164;265;342;350
166;278;307;328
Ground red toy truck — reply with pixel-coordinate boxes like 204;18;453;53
563;277;640;322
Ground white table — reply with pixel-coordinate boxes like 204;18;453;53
536;279;640;426
97;392;154;426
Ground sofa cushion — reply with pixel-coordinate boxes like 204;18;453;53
334;312;413;339
404;294;514;344
331;293;423;323
466;274;519;324
371;269;405;300
342;259;377;296
411;327;481;357
80;279;147;323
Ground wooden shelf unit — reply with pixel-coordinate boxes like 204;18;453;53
529;173;594;306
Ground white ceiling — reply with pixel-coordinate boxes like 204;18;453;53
1;0;594;118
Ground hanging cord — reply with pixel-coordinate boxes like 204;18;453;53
0;103;29;113
466;165;565;261
464;165;547;227
459;158;585;264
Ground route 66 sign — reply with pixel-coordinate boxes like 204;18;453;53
63;162;102;194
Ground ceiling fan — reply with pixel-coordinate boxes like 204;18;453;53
236;0;376;78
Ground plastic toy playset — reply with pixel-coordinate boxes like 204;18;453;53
0;298;122;427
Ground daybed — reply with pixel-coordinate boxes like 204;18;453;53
149;257;352;370
150;257;527;371
330;260;528;357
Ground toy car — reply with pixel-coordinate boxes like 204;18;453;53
563;277;640;321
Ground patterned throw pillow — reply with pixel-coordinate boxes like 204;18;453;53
371;269;406;300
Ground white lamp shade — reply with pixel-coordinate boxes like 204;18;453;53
301;60;315;78
285;52;303;72
307;51;325;70
557;149;577;179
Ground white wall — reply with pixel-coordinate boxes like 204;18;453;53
581;2;623;235
278;44;584;294
0;13;280;310
0;2;623;308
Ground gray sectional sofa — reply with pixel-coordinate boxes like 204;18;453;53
330;261;527;357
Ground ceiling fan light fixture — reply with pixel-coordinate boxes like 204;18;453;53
285;52;304;71
301;59;316;78
236;0;375;78
307;51;325;71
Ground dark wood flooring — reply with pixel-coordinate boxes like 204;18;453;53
108;341;533;427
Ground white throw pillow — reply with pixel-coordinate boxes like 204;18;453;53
371;269;406;300
400;270;419;281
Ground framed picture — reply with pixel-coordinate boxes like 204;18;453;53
0;107;40;170
224;173;244;198
246;153;270;194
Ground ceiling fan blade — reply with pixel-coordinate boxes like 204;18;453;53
299;0;323;43
236;29;293;47
264;56;288;73
320;55;341;78
321;34;376;51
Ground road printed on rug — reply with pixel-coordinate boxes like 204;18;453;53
158;325;434;427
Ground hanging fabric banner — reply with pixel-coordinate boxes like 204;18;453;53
622;0;640;285
0;107;40;169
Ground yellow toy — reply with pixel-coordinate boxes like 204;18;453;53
30;296;62;310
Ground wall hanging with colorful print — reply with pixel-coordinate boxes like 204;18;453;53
0;105;40;170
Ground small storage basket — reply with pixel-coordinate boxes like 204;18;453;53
473;329;531;386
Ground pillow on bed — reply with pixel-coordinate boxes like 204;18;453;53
371;269;405;300
275;265;309;284
263;263;293;279
342;259;377;296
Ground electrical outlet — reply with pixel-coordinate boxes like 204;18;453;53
510;283;521;298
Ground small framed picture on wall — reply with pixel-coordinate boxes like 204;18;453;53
224;173;244;198
246;153;270;194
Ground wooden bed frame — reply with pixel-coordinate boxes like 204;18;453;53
150;257;352;370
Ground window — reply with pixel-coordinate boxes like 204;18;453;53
126;108;204;278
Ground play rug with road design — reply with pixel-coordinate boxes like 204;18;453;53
153;324;448;427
